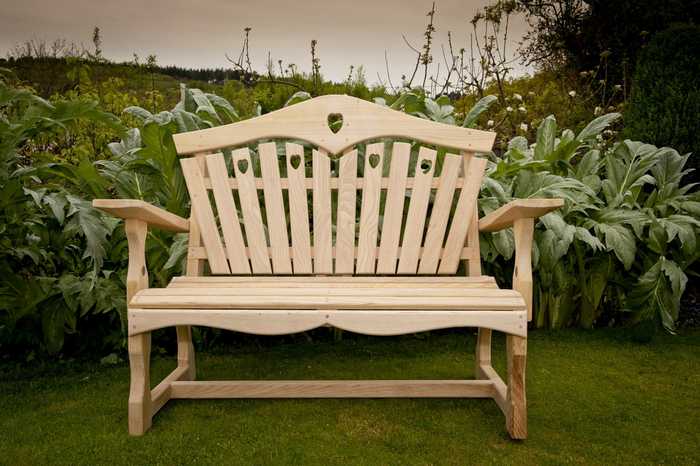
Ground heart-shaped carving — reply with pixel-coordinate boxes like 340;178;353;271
289;154;301;169
420;158;433;174
368;153;381;169
327;113;343;134
237;158;249;174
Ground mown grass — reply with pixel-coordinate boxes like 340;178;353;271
1;329;699;465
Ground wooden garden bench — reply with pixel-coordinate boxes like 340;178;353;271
93;95;562;439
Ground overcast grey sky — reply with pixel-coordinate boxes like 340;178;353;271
1;0;530;84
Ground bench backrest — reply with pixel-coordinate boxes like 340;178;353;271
173;95;495;276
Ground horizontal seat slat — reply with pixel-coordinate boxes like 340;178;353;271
131;280;525;310
169;275;498;287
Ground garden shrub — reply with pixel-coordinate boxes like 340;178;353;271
625;25;700;182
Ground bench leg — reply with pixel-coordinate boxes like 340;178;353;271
506;335;527;439
128;333;152;436
176;326;196;381
474;328;492;379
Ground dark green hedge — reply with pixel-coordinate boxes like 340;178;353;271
625;24;700;182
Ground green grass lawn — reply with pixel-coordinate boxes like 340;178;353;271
1;329;698;465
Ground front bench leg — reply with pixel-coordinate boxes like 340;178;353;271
128;332;152;435
506;334;527;439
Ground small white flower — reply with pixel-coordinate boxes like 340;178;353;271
487;119;494;127
506;106;513;112
519;123;528;132
614;84;622;91
518;106;527;113
603;129;614;136
513;93;523;101
596;134;604;141
580;71;588;77
528;91;535;96
594;106;602;115
568;90;576;98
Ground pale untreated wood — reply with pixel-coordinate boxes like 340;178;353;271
285;143;313;273
128;332;151;435
312;149;333;273
93;199;189;232
180;157;230;274
376;142;411;273
172;94;497;156
128;308;528;338
397;147;437;274
479;198;565;232
506;335;527;439
205;153;251;274
438;156;487;274
259;142;293;273
111;94;558;439
170;379;496;398
232;148;272;273
418;153;461;274
356;143;384;273
335;149;358;274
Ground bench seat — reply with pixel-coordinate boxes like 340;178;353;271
126;276;528;338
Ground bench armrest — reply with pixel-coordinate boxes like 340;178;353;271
478;198;563;322
93;199;189;304
478;198;564;232
93;199;189;232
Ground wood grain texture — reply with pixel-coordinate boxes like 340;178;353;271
128;308;528;338
231;148;272;273
397;147;437;274
418;153;461;274
170;380;495;398
506;335;527;439
173;94;497;156
259;142;293;273
356;143;384;273
438;156;487;274
312;149;333;273
93;199;189;232
376;142;411;273
334;149;358;274
128;332;151;436
285;143;313;274
180;157;230;274
479;198;564;232
205;153;251;274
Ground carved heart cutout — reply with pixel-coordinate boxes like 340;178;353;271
289;154;301;169
368;153;381;169
237;158;249;174
327;113;343;134
420;158;433;174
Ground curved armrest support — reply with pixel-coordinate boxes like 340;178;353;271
92;199;189;232
93;200;189;304
479;199;563;322
479;198;564;232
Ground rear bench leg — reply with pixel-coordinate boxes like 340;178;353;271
474;328;492;379
176;325;196;380
128;332;152;435
506;334;527;439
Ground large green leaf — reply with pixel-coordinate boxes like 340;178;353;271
462;95;497;128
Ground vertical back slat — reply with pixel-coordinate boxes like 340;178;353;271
205;153;251;274
180;157;230;274
335;149;357;274
418;153;462;274
356;143;384;273
186;153;207;276
463;151;482;276
232;148;272;273
376;142;411;274
312;149;333;273
285;143;313;274
438;155;487;274
397;147;437;274
259;142;292;274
